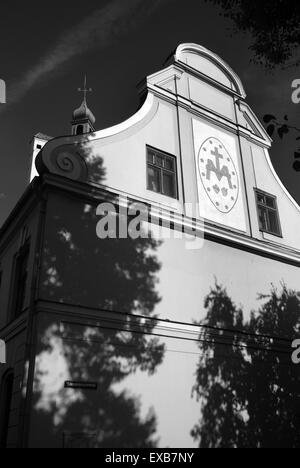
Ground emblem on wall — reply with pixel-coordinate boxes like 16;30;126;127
198;137;239;213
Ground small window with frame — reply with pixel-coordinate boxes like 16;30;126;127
255;190;282;237
147;147;178;199
11;241;30;320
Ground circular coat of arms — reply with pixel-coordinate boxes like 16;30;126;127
198;137;239;213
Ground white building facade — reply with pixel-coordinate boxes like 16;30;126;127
0;44;300;448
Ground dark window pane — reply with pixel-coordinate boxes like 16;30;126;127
163;171;176;198
146;148;177;198
147;166;161;193
147;151;155;164
156;155;164;167
76;125;84;135
257;193;265;205
13;244;30;318
268;210;280;235
265;196;276;209
165;158;175;171
258;206;268;231
257;191;276;209
256;191;280;236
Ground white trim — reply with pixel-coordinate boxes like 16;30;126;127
238;101;272;146
116;194;300;264
36;93;156;156
264;148;300;212
174;43;246;98
86;93;154;141
40;174;300;265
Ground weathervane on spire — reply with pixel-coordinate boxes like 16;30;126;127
78;75;92;103
72;75;96;135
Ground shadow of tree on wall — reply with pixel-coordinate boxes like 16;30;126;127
192;282;300;448
32;136;165;448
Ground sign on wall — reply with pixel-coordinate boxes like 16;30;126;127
193;119;247;232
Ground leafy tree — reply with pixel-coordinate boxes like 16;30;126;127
263;114;300;172
203;2;300;171
207;0;300;68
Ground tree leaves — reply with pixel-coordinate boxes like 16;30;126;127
278;124;289;139
263;114;277;138
205;0;300;69
262;113;300;171
266;124;275;137
263;114;276;124
263;115;290;139
293;160;300;172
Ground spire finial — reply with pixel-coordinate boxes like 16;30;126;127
78;75;92;103
72;76;96;135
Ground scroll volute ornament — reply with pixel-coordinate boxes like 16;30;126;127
36;143;88;182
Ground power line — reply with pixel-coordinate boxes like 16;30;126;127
59;302;296;345
61;320;294;357
60;336;295;368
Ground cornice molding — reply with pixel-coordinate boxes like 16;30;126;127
39;174;300;267
171;43;247;98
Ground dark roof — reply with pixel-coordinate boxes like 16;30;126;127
72;99;96;125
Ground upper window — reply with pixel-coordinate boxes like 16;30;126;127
147;147;178;199
76;125;84;135
11;242;30;319
0;370;14;448
255;190;282;237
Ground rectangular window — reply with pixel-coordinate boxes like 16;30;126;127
147;147;178;199
11;242;30;319
255;190;281;237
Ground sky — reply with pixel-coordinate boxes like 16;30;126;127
0;0;300;226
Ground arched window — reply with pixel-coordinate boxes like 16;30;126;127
0;369;14;448
76;125;84;135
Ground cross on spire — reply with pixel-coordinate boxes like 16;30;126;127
72;75;96;135
78;75;92;103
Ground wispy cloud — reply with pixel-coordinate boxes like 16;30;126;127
3;0;172;108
